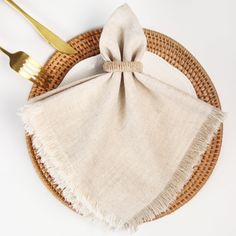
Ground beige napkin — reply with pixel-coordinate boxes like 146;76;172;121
21;4;224;230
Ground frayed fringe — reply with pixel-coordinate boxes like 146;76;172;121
20;104;89;215
20;104;224;231
127;108;225;228
19;104;132;231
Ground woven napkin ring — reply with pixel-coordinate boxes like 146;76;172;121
103;61;143;73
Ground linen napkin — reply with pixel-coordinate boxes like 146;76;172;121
21;4;224;230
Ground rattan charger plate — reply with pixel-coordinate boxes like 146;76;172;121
26;28;223;222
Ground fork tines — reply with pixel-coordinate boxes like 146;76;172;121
0;46;51;89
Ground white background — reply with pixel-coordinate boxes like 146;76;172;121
0;0;236;236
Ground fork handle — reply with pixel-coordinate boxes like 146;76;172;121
0;46;12;57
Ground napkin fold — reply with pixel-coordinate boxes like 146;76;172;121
21;4;224;230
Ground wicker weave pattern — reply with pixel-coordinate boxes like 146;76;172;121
26;28;223;222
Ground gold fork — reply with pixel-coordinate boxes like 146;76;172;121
0;46;50;88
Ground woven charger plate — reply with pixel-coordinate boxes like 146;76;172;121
26;28;223;222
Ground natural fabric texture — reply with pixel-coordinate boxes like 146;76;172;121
20;4;224;230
